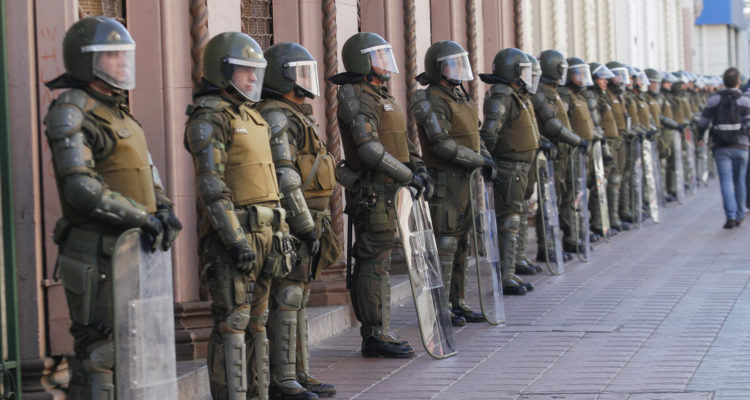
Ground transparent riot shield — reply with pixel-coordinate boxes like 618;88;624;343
591;141;610;241
651;138;667;208
642;138;660;223
630;137;643;228
570;147;590;262
113;229;178;400
697;128;709;185
468;169;505;326
683;126;697;194
395;187;457;359
535;151;564;275
673;130;686;203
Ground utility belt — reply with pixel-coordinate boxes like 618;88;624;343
235;205;285;234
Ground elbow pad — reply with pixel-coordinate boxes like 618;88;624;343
452;145;486;168
277;167;314;235
64;175;148;228
205;199;245;247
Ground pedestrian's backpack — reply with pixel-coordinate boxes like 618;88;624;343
710;91;745;146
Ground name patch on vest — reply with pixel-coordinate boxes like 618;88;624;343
383;103;394;112
116;128;131;138
235;127;248;134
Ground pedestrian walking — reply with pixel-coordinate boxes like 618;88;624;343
698;67;750;228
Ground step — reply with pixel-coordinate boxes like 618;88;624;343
176;274;412;399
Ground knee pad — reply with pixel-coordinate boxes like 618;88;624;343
501;214;521;233
608;174;621;187
86;341;114;372
436;235;459;254
273;283;304;310
223;305;251;333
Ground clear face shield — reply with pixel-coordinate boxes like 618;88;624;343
437;52;474;82
557;63;568;86
530;69;541;94
635;71;649;92
85;43;136;90
648;80;661;94
610;67;631;89
284;60;320;97
227;57;267;102
518;62;533;90
568;64;593;87
662;71;678;83
363;44;399;74
592;64;615;80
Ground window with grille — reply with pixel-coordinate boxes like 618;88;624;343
241;0;273;50
78;0;125;24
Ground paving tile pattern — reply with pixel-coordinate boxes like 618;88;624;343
309;181;750;400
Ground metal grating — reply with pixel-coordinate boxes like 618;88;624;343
78;0;125;24
241;0;273;50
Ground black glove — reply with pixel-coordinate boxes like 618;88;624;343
228;241;256;274
411;167;434;200
156;204;183;251
577;139;589;153
298;229;320;256
646;129;658;140
482;156;497;181
141;215;164;252
539;139;555;153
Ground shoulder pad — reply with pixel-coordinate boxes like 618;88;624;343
411;89;431;123
488;83;512;97
260;109;290;136
44;102;84;140
185;120;216;153
557;86;571;97
337;84;362;123
193;94;230;111
483;97;508;121
54;89;90;110
532;91;549;108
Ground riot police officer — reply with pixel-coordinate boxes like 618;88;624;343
184;32;296;400
534;50;588;257
645;69;681;200
257;42;340;400
478;48;539;295
330;32;429;357
411;40;490;325
44;17;181;399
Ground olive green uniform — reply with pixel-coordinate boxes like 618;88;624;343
647;90;680;196
663;90;685;196
337;81;424;343
603;86;632;226
412;84;488;314
533;82;586;250
185;91;294;400
256;97;341;396
45;87;173;399
480;83;540;288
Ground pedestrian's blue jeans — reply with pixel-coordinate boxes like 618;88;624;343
713;147;749;220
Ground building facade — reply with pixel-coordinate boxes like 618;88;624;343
1;0;699;396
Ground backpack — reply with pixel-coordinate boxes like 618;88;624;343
710;91;745;146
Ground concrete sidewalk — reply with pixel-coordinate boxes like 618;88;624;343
308;180;750;400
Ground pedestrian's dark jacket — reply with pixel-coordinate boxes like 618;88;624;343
698;88;750;150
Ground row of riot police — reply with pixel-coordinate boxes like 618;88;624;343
44;16;716;400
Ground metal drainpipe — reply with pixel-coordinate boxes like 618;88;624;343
0;0;22;398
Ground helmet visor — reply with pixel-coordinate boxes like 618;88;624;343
648;80;661;94
636;71;649;91
227;57;267;102
518;62;533;89
363;44;399;74
557;63;568;86
284;60;320;97
610;67;631;87
437;52;474;82
662;71;678;83
568;64;593;87
530;70;541;94
86;43;136;90
592;64;615;79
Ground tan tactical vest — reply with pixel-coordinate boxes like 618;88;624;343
495;92;539;155
419;87;480;168
636;95;653;129
647;95;662;129
224;104;280;206
90;99;157;214
545;86;573;129
568;92;595;140
598;93;619;139
625;93;641;129
661;95;674;121
606;89;628;132
262;100;337;199
341;82;410;171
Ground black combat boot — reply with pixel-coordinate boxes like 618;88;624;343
361;336;415;358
